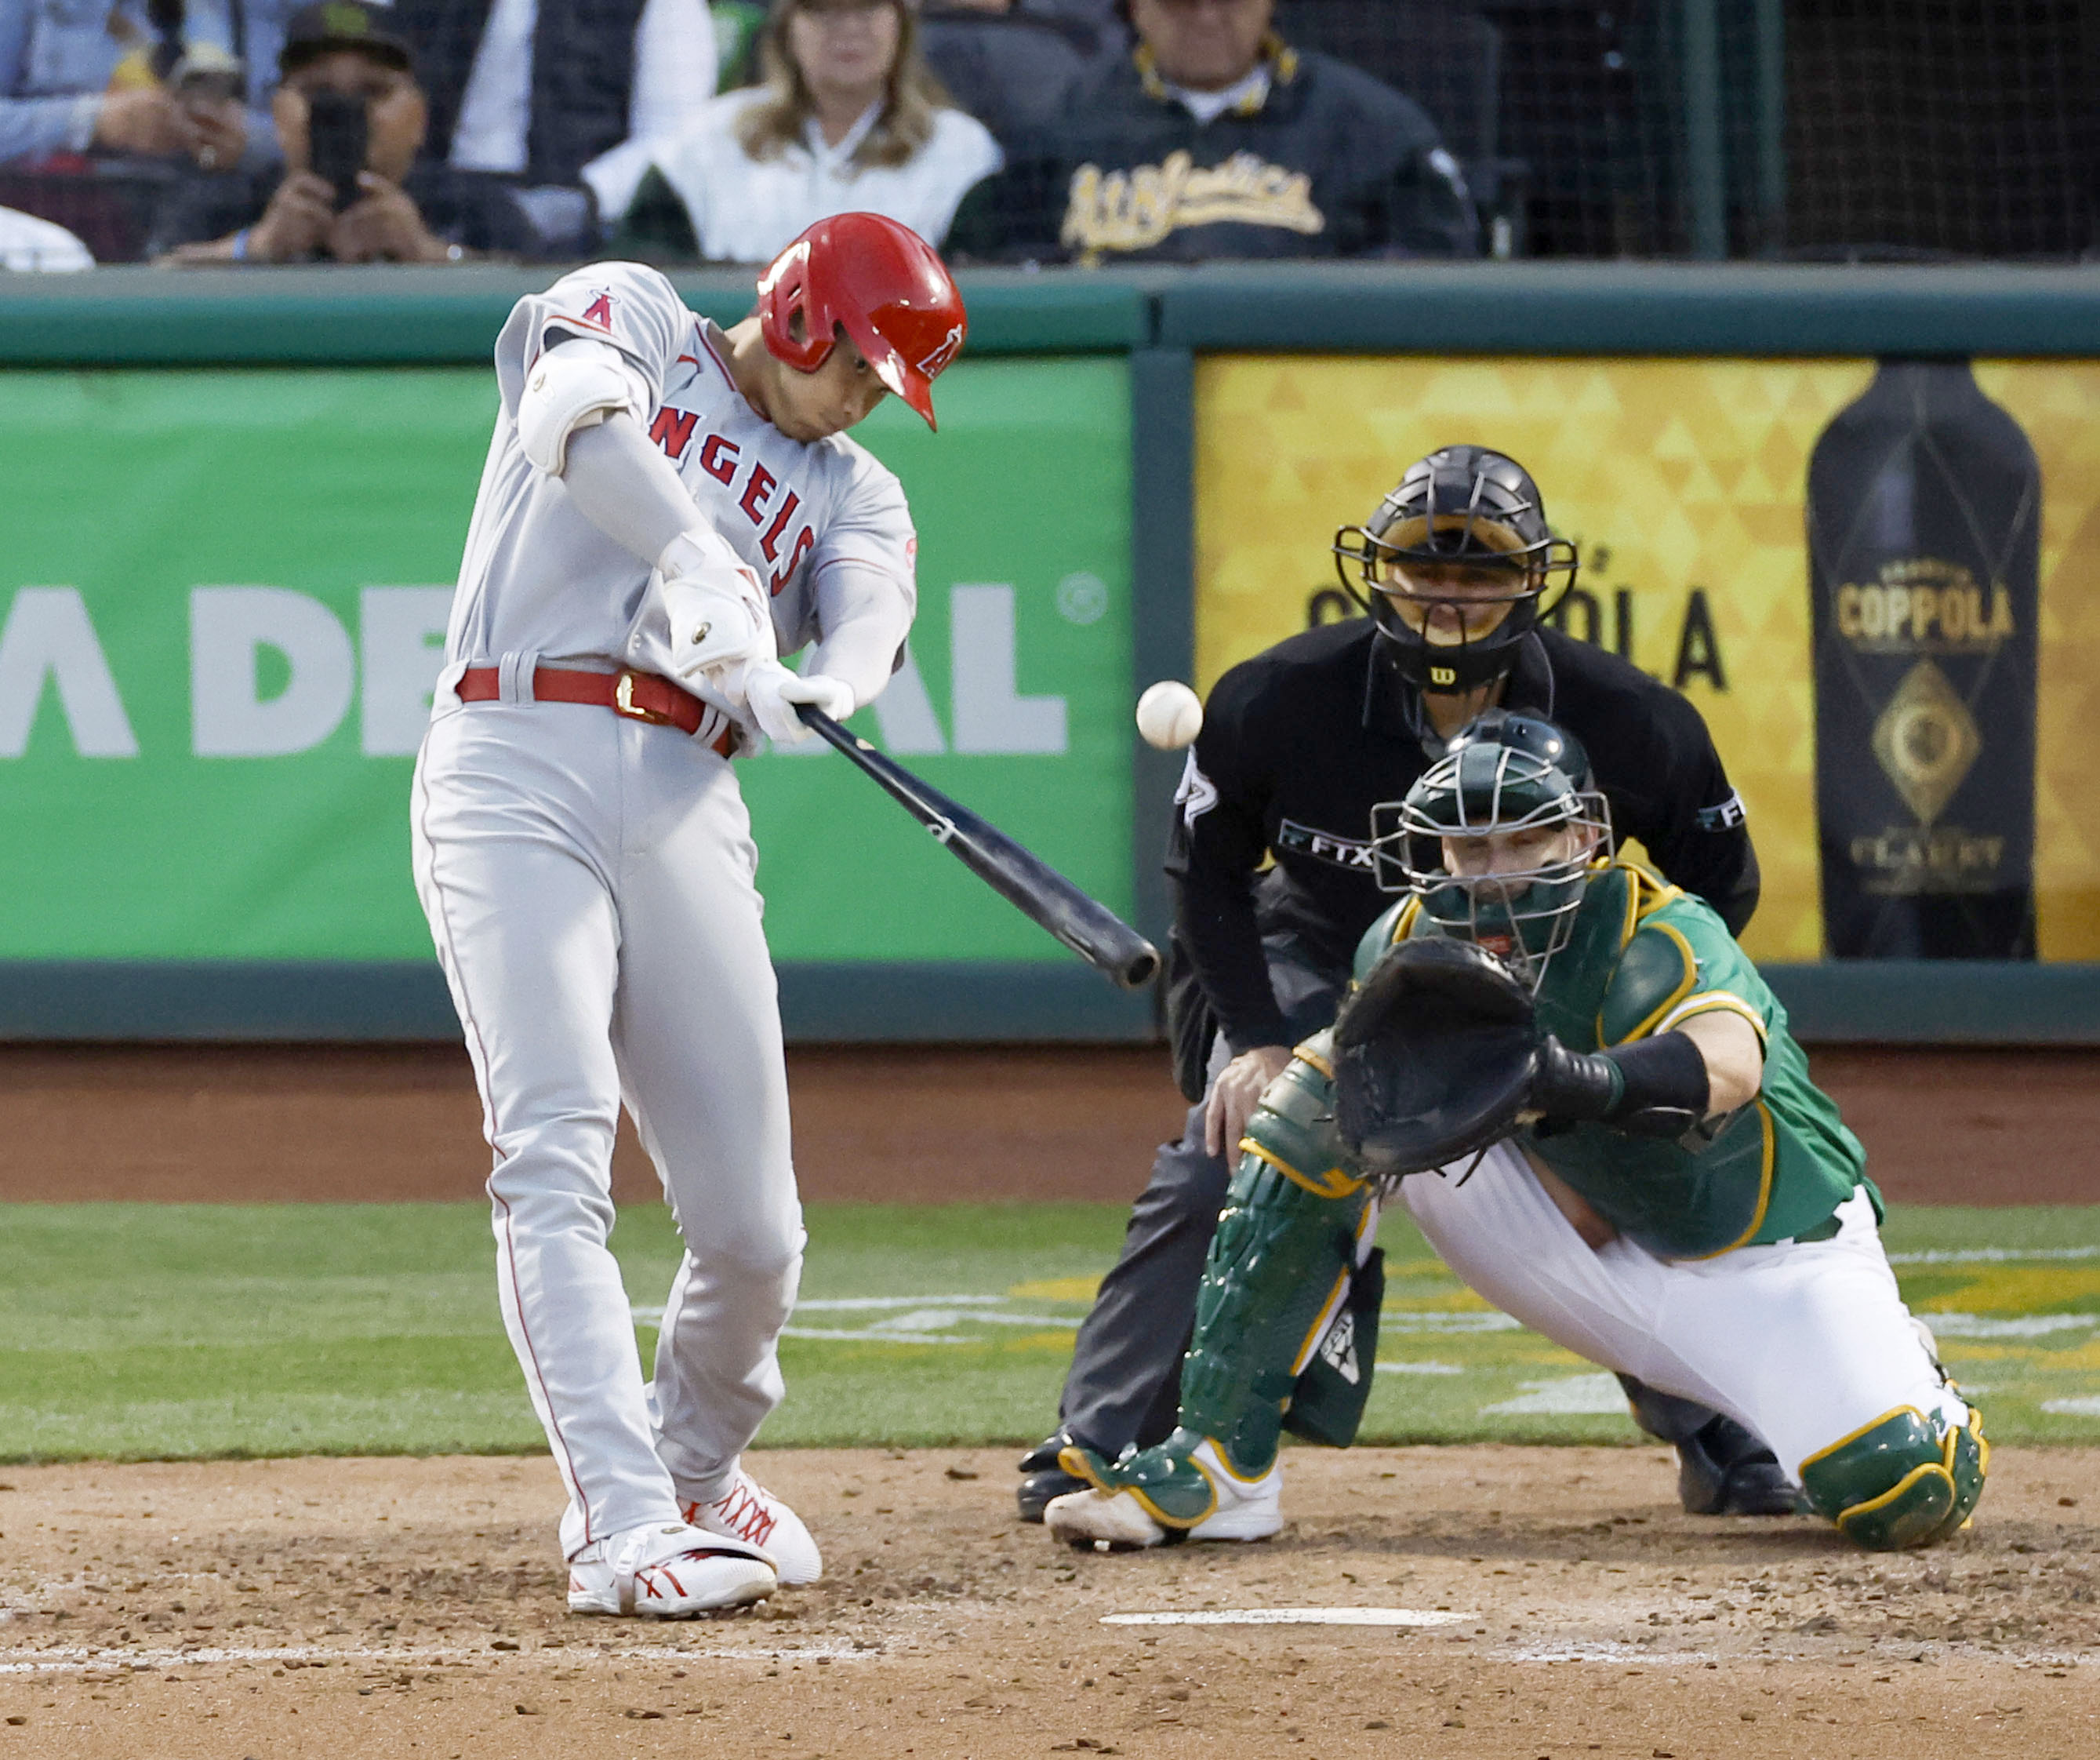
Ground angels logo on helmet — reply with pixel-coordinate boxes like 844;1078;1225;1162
918;323;965;378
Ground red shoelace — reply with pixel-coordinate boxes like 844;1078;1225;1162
688;1478;778;1550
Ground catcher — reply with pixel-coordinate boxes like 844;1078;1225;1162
1046;716;1986;1554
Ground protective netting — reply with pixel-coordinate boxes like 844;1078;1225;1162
2;0;2089;265
1277;0;2094;261
1782;0;2093;260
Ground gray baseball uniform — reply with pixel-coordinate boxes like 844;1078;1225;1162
412;262;917;1562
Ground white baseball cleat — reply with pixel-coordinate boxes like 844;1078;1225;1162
1044;1486;1169;1548
682;1462;823;1586
566;1522;776;1617
1044;1442;1284;1550
1186;1445;1284;1542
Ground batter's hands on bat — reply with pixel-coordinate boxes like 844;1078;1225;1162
1204;1045;1294;1158
742;664;853;744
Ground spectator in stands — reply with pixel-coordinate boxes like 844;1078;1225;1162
948;0;1477;263
611;0;1001;264
917;2;1093;150
1;1;255;170
152;1;543;262
392;0;716;224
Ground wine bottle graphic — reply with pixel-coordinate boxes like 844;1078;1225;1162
1807;359;2038;958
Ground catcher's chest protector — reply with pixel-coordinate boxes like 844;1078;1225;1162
1478;864;1864;1260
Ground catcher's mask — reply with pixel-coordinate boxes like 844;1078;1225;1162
1371;720;1611;988
1332;445;1577;694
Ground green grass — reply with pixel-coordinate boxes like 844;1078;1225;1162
2;1201;2098;1461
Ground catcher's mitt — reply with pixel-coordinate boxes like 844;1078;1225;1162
1332;936;1541;1177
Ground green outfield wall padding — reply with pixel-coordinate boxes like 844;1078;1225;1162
0;960;2088;1046
0;264;1153;366
0;961;1155;1043
1154;261;2100;356
15;263;2100;367
1762;963;2100;1046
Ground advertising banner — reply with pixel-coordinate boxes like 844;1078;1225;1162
0;358;1132;965
1193;356;2100;962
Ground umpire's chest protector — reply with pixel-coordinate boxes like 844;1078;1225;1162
1512;864;1866;1260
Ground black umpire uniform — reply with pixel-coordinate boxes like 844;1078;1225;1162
1021;447;1780;1522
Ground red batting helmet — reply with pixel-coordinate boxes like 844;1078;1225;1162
756;213;967;431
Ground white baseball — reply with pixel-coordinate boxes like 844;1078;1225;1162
1135;679;1204;750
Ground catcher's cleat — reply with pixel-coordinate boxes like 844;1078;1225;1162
1676;1413;1803;1518
1016;1430;1087;1523
1046;1434;1281;1548
566;1522;776;1617
682;1463;823;1586
1044;1485;1168;1550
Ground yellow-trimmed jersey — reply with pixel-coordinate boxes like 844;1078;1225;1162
1356;860;1873;1259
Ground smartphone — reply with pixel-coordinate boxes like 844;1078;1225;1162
305;89;369;211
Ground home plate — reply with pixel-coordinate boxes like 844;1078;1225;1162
1101;1609;1477;1628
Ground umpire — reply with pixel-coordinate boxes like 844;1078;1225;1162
1019;445;1789;1524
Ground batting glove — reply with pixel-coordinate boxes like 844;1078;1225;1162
659;531;772;685
742;664;856;745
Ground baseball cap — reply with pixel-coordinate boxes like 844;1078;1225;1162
278;2;414;75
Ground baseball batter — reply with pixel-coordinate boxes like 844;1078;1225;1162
1047;716;1986;1555
411;213;967;1616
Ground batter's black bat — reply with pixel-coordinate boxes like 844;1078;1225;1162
796;704;1160;990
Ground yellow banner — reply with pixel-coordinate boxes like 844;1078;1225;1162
1192;355;2100;962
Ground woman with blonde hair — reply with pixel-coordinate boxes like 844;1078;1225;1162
601;0;1001;264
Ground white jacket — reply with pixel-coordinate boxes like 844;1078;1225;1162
595;88;1002;261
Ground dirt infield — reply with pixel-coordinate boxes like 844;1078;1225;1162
1;1445;2094;1758
1;1042;2095;1206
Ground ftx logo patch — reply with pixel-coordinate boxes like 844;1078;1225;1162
1275;819;1375;870
1695;791;1748;833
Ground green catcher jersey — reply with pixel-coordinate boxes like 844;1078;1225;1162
1351;860;1874;1259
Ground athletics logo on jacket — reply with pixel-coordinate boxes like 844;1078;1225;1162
1061;151;1324;262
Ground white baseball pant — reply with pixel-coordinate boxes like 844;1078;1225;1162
1399;1142;1966;1477
412;674;804;1560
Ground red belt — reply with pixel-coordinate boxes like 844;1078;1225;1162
456;665;734;757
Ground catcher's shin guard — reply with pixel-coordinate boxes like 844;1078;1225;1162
1283;1245;1384;1447
1183;1087;1371;1478
1060;1079;1370;1530
1799;1403;1989;1551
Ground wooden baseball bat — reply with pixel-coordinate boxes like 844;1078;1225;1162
795;705;1160;990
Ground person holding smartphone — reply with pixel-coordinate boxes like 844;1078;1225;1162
1;3;248;172
154;1;523;264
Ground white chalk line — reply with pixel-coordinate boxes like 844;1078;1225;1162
1926;1312;2098;1337
1492;1638;2097;1667
1101;1608;1477;1629
0;1639;877;1675
625;1256;2100;1347
1887;1245;2100;1265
